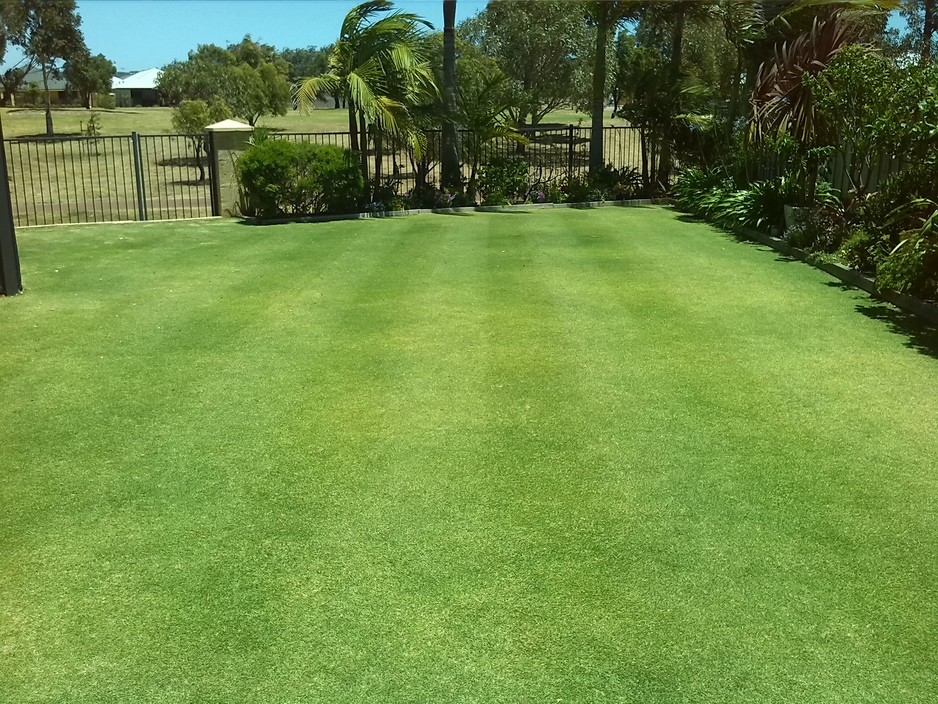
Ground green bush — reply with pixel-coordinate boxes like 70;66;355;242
789;205;854;253
237;140;365;218
562;174;605;204
96;93;117;110
478;157;531;204
402;185;472;209
859;163;938;244
562;164;646;204
839;230;878;273
591;164;645;200
672;168;727;215
877;232;938;300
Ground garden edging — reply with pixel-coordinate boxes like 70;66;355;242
732;224;938;326
239;198;659;226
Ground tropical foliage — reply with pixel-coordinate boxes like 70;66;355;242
295;0;435;160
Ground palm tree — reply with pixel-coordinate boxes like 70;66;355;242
923;0;936;64
456;73;526;201
296;0;436;175
655;0;714;187
441;0;462;190
589;1;640;175
718;0;765;131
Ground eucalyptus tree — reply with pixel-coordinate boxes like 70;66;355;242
466;0;591;127
2;0;85;135
158;37;291;126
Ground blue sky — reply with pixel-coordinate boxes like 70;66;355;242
76;0;488;71
3;1;907;73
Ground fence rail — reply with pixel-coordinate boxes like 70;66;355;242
277;125;645;197
4;126;644;227
3;126;912;228
4;132;214;227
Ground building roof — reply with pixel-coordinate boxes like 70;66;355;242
112;68;161;91
21;69;68;92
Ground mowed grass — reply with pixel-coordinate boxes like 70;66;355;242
1;106;352;138
2;208;938;703
0;106;625;139
1;107;631;227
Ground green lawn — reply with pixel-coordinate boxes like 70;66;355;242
0;106;625;139
2;208;937;703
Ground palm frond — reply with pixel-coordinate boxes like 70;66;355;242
296;73;340;112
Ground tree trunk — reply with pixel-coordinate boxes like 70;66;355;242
373;130;383;198
359;111;368;184
657;3;686;189
641;130;649;188
589;4;610;175
42;63;54;137
347;98;359;151
333;94;340;109
441;0;462;191
807;151;819;206
924;0;936;65
727;51;743;136
193;137;205;182
515;114;527;155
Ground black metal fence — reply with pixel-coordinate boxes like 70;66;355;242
4;126;643;227
279;126;644;196
4;132;214;227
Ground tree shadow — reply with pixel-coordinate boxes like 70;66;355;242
848;295;938;360
168;178;208;187
14;131;83;140
157;155;200;169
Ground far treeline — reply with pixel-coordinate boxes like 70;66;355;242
0;0;935;179
156;0;938;188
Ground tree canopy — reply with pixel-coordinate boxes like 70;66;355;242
1;0;85;134
64;50;116;108
462;0;591;126
158;35;292;126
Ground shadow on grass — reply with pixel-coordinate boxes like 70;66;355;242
852;297;938;360
675;208;938;359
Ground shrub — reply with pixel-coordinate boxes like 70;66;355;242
839;229;878;273
96;93;116;110
561;165;646;204
478;157;530;204
237;140;365;218
877;232;938;300
746;179;788;232
859;162;938;244
673;169;725;214
789;205;854;253
401;185;472;209
562;174;599;203
591;164;645;200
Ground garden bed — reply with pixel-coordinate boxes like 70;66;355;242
239;197;659;226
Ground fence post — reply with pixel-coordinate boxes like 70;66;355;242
207;130;221;217
131;132;147;221
206;119;253;217
567;125;575;180
0;119;21;296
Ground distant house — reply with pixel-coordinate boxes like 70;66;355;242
111;68;162;107
14;69;79;107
